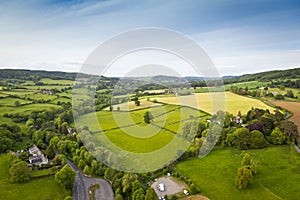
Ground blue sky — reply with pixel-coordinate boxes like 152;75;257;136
1;0;300;76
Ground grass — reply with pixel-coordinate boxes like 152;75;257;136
0;103;61;115
51;97;72;104
24;93;57;101
40;78;74;85
268;87;300;100
225;81;270;90
176;146;300;200
152;92;274;115
95;128;174;153
31;168;57;177
104;99;162;111
0;90;35;97
0;97;32;106
0;154;69;200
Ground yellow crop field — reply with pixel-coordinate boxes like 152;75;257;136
152;92;274;115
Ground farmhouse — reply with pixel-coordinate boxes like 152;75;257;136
37;89;54;95
28;145;48;166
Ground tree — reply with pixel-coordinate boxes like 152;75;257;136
122;173;138;194
132;188;145;200
285;90;294;98
233;128;251;149
279;120;299;143
189;183;198;195
235;166;252;189
9;161;31;183
55;165;76;190
275;94;285;100
46;144;56;159
0;136;13;153
114;194;124;200
144;111;153;124
14;100;20;107
241;153;257;175
249;130;267;149
145;187;157;200
269;127;287;145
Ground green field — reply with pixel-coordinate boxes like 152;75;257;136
24;93;57;101
40;78;74;85
225;81;270;90
95;128;174;153
78;104;209;154
0;97;32;106
177;146;300;200
0;103;61;115
0;154;69;200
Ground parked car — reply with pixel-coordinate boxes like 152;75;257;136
183;189;190;195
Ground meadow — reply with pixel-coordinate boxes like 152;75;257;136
224;81;270;90
152;92;274;115
0;154;69;200
177;146;300;200
0;97;32;106
39;78;74;85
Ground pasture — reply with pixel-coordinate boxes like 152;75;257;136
177;146;300;200
0;103;61;115
0;154;69;200
152;92;274;115
39;78;74;85
104;99;162;111
225;81;270;90
0;97;32;106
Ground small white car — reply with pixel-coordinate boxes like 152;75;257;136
183;189;190;195
157;183;165;192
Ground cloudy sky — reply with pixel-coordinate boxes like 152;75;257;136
1;0;300;76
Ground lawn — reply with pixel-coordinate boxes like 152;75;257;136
0;154;70;200
152;92;274;115
177;146;300;200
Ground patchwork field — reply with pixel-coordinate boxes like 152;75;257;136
152;92;274;115
0;154;69;200
78;104;209;154
177;146;300;200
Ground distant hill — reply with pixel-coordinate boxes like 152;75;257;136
224;67;300;83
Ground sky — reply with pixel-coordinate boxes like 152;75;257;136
1;0;300;77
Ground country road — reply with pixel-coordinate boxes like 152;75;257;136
67;160;114;200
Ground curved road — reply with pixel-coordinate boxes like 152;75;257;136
67;160;114;200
